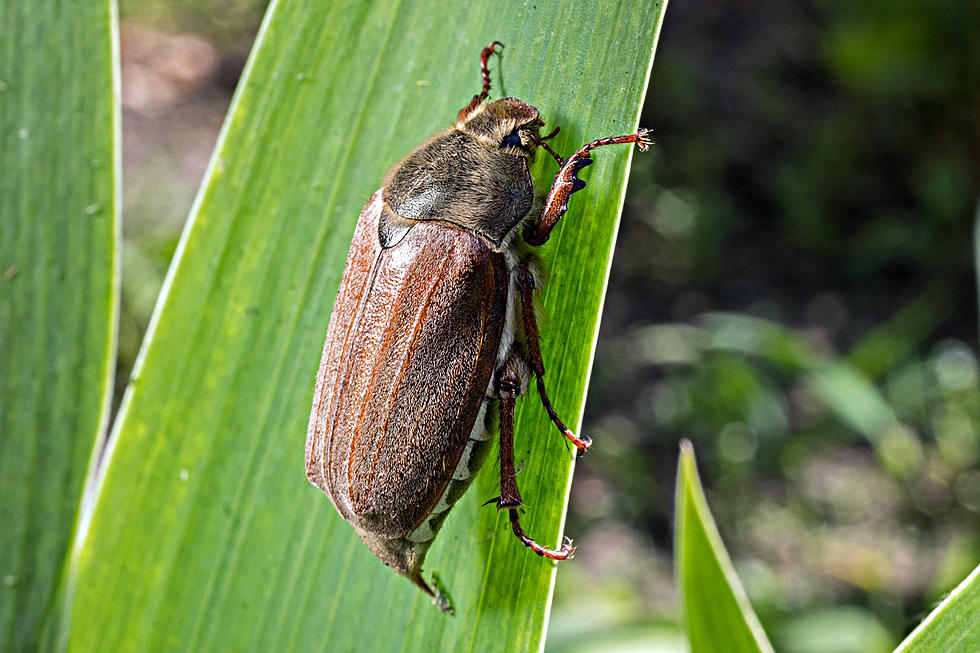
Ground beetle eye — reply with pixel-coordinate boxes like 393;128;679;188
500;132;524;149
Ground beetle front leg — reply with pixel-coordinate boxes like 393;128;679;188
457;40;502;122
497;358;576;560
524;129;652;246
517;264;592;454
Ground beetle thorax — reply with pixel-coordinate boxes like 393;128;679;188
380;99;544;249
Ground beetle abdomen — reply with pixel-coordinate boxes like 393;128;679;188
306;190;508;539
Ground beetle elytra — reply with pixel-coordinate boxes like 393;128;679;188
305;41;649;608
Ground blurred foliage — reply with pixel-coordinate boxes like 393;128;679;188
562;0;980;651
115;0;979;652
114;0;266;409
120;0;265;49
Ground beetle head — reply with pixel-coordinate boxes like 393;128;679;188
456;98;545;159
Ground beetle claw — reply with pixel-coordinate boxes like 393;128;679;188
561;427;592;453
508;508;577;559
636;127;653;151
559;537;577;559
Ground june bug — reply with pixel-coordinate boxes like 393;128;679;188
306;41;649;608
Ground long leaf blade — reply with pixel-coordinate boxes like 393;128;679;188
69;1;666;650
0;2;119;651
676;441;775;653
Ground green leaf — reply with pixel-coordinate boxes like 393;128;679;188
675;441;775;653
893;564;980;652
68;1;666;651
0;2;119;652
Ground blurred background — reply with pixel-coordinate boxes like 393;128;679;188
116;2;979;652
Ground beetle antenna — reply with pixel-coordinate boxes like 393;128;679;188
540;126;560;141
458;41;502;121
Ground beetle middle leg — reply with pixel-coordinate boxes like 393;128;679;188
496;355;576;560
516;264;592;453
525;129;652;246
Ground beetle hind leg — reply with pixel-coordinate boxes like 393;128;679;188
496;357;576;560
495;356;525;510
516;265;592;454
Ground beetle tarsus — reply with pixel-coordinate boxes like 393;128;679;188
458;40;503;121
509;509;576;560
535;376;591;453
478;41;502;96
575;129;652;156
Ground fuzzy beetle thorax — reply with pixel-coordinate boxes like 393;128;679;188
381;98;544;249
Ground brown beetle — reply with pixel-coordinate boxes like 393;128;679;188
305;41;649;606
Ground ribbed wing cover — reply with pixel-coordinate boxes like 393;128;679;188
306;191;508;538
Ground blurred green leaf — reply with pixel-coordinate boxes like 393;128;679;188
702;312;902;444
894;564;980;652
67;0;666;651
676;441;775;653
847;281;953;380
976;201;980;327
0;2;119;652
805;362;898;442
776;607;894;653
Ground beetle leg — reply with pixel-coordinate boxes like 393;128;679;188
457;40;502;122
497;361;524;509
497;358;576;560
516;265;593;454
529;127;564;166
524;128;652;246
